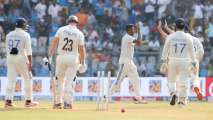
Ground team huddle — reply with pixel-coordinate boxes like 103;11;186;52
4;15;204;109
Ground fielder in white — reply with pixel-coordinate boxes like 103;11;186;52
161;18;197;107
5;18;38;107
49;15;86;109
110;23;147;104
188;34;204;100
157;19;204;101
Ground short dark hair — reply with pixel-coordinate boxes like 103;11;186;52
175;18;185;30
126;24;134;32
15;17;27;29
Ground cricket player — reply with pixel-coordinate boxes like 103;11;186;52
110;23;147;104
48;15;86;109
5;18;38;107
157;20;204;101
161;18;197;107
189;35;204;100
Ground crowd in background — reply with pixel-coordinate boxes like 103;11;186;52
0;0;213;77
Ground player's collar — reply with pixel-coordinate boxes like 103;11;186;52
126;33;134;37
68;24;77;29
15;28;24;31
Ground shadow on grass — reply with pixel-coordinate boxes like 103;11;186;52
0;107;48;111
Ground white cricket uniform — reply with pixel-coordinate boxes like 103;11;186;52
161;31;196;100
5;28;32;101
188;34;204;88
112;33;141;98
54;25;84;104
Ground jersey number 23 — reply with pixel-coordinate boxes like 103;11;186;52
62;37;73;51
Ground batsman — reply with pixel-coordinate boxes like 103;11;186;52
48;15;87;109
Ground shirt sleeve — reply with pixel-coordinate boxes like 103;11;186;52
187;36;196;61
25;33;32;55
196;38;204;60
197;39;204;54
79;32;85;46
55;28;61;38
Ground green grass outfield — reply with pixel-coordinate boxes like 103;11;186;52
0;101;212;120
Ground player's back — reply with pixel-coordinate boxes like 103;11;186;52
166;31;193;60
6;28;30;56
56;25;84;57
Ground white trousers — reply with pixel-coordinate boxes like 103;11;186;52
113;61;141;98
190;60;200;88
55;54;78;104
6;55;32;101
167;60;191;99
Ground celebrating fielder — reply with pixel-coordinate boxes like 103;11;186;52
48;15;86;109
161;18;197;107
110;23;147;104
5;18;38;108
157;19;204;101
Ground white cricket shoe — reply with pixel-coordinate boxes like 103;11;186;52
133;97;148;104
178;101;186;108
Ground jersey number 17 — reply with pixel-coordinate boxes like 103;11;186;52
173;43;186;54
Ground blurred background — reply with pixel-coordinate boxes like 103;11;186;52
0;0;213;77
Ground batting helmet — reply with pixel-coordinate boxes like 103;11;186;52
15;17;28;29
67;15;79;23
175;18;185;30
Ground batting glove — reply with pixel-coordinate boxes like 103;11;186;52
160;59;168;74
190;61;197;73
78;64;87;73
43;56;52;65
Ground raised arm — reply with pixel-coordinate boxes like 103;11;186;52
161;36;170;60
157;20;169;40
164;20;175;34
133;22;144;45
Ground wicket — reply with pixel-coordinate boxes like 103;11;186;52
96;71;111;111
